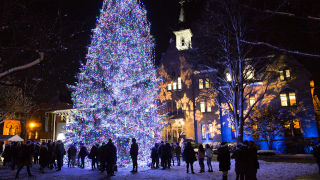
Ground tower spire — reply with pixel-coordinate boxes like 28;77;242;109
179;0;185;23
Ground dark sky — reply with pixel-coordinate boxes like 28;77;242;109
2;0;319;104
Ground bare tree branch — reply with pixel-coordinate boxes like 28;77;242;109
0;52;44;79
241;40;320;58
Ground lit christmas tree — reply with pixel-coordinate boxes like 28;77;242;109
65;0;163;166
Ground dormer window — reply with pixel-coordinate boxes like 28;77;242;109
280;69;291;81
178;77;182;90
226;72;232;82
205;78;210;89
280;92;296;107
199;79;204;89
173;82;177;90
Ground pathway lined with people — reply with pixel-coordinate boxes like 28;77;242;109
0;159;318;180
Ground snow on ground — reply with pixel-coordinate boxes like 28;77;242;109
0;160;318;180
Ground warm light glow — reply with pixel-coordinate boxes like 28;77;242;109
199;79;204;89
280;93;288;106
29;123;36;128
200;102;206;112
178;77;182;89
226;72;232;82
289;92;296;106
57;133;66;141
205;78;210;88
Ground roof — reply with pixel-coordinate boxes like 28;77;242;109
0;135;24;142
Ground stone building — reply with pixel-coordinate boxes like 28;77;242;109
159;6;319;152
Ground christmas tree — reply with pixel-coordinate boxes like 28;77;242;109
65;0;163;166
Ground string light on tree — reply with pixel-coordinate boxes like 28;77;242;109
65;0;163;167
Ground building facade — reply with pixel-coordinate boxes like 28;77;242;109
159;22;319;152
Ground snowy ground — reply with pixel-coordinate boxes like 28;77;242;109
0;159;318;180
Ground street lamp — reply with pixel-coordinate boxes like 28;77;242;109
29;122;36;128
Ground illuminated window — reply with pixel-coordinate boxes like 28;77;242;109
226;72;232;82
178;77;182;90
285;69;291;78
294;119;300;129
280;92;296;107
280;93;288;107
200;102;206;112
207;103;212;112
199;79;204;89
249;96;255;107
173;82;177;90
208;124;213;139
168;84;172;91
253;124;258;130
280;69;291;81
246;69;254;80
205;78;210;88
202;124;206;140
289;92;296;106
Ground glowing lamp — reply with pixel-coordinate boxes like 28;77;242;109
29;123;36;128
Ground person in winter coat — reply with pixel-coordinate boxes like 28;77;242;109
158;141;167;169
183;142;196;174
231;144;248;180
47;141;56;169
198;144;205;173
2;144;11;167
151;143;159;169
39;142;49;173
130;138;139;172
33;143;40;165
89;143;99;170
165;142;172;169
205;144;213;172
15;141;33;178
67;143;77;168
313;143;320;175
55;140;66;171
171;143;175;166
106;139;117;176
175;142;181;166
10;142;19;170
99;142;107;172
245;141;259;180
217;142;230;180
79;143;88;169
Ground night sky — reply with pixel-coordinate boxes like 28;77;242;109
1;0;319;104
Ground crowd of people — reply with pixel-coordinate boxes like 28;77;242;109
0;138;262;180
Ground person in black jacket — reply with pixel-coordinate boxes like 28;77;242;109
313;143;320;175
183;142;196;174
175;143;181;166
67;143;77;168
39;142;49;173
232;144;248;180
33;143;40;165
217;142;230;180
15;141;33;178
89;143;99;170
151;143;159;169
130;138;139;172
158;141;166;169
79;143;88;169
99;142;107;172
165;142;172;169
2;144;11;167
106;139;117;176
55;140;66;171
245;141;259;180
